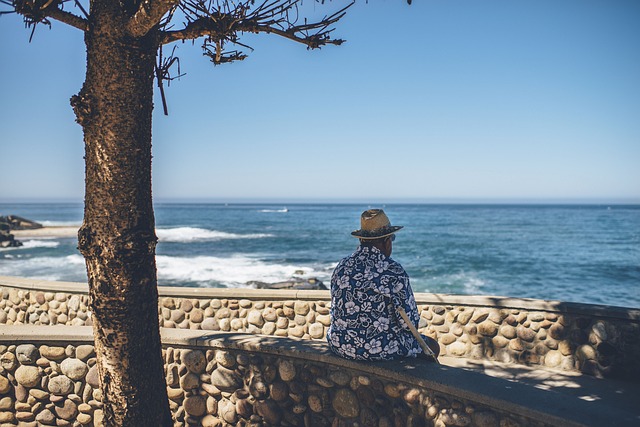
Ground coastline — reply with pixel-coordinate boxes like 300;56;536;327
11;226;79;239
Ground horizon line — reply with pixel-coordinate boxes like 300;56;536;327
2;197;640;205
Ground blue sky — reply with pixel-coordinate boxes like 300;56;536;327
1;0;639;203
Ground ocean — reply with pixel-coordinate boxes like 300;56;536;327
1;203;639;309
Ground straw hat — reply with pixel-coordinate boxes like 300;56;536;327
351;209;403;239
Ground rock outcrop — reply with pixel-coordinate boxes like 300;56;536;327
248;277;327;290
0;215;43;248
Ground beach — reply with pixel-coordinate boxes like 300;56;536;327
11;226;79;239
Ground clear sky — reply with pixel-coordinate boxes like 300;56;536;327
1;0;639;203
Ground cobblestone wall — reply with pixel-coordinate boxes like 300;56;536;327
1;281;639;380
0;340;547;427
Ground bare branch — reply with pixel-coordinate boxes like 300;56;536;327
127;0;180;38
2;0;88;35
47;5;88;30
160;0;352;58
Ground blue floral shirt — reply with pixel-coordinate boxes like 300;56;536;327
327;245;422;360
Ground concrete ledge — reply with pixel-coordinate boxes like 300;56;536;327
1;326;639;426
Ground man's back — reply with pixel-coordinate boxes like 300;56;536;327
327;245;422;360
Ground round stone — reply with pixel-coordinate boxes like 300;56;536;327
29;389;49;400
15;365;41;388
309;323;324;339
499;325;517;339
182;350;206;374
332;388;359;418
218;399;237;424
184;395;206;417
215;351;236;369
247;310;264;327
448;341;468;357
308;394;323;412
516;326;536;342
75;345;95;361
255;399;282;425
36;408;56;424
77;413;93;425
16;344;39;365
478;321;498;337
202;414;222;427
61;358;88;381
179;373;200;390
201;318;219;330
211;366;242;392
0;352;17;370
294;301;310;316
0;375;11;394
86;366;100;388
48;375;74;395
167;387;184;401
0;397;12;410
270;381;289;401
263;307;277;322
54;399;78;420
190;309;204;323
278;360;296;381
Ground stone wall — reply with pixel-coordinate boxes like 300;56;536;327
1;276;639;381
0;327;556;427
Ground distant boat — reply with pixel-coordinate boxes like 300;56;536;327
282;207;289;213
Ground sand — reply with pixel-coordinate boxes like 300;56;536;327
11;226;79;239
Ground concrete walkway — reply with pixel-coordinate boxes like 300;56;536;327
430;355;640;426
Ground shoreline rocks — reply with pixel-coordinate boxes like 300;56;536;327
0;215;43;248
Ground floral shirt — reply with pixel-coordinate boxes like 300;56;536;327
327;245;422;360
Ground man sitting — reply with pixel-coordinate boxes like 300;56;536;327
327;209;439;361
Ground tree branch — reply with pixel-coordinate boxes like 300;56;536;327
47;6;88;31
126;0;180;38
3;0;88;33
160;1;352;49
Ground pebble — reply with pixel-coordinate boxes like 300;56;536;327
16;344;39;365
85;365;100;388
54;399;78;420
48;375;73;396
36;408;56;424
0;352;17;370
332;388;359;418
0;376;10;395
60;358;88;381
211;366;242;392
14;365;41;388
182;350;206;374
77;413;93;425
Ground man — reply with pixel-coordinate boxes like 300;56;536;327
327;209;439;361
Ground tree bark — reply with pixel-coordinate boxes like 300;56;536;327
73;0;171;425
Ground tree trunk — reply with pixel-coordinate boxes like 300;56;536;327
72;0;171;425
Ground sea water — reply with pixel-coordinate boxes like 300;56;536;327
1;203;638;308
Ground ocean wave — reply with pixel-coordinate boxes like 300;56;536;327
258;208;288;213
156;254;328;287
0;240;61;252
156;227;273;242
21;240;61;249
0;254;86;282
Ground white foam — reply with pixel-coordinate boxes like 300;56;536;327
156;254;328;287
0;240;60;252
20;240;60;249
0;254;85;282
258;208;288;213
156;227;273;242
